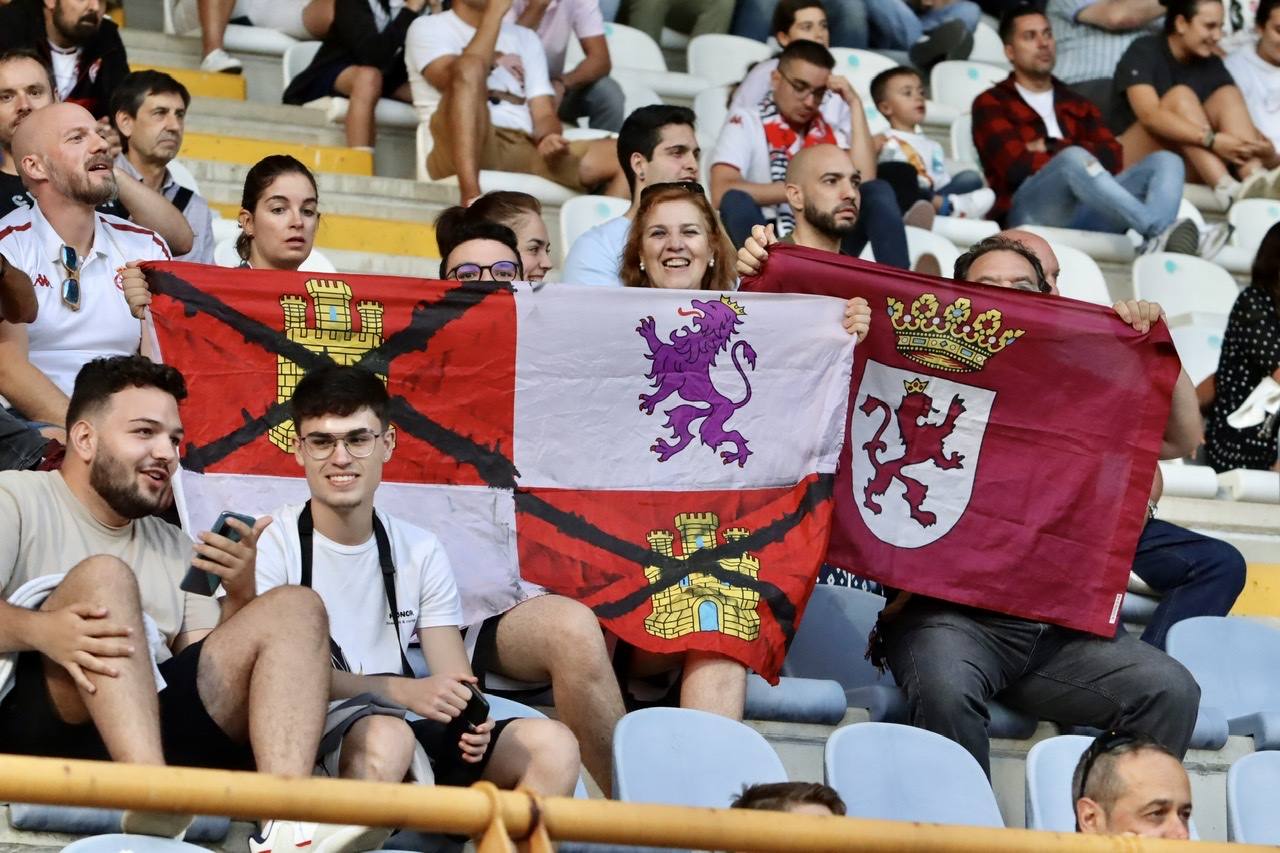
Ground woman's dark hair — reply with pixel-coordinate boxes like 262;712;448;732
1251;220;1280;305
771;0;826;39
620;184;735;291
466;191;542;233
953;234;1050;292
236;155;319;261
1162;0;1222;35
1257;0;1280;28
291;363;389;431
434;204;523;276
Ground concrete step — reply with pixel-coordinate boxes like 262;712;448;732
122;27;288;106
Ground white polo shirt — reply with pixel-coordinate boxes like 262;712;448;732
0;202;170;397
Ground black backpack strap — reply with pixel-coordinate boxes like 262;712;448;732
298;500;413;677
170;186;194;214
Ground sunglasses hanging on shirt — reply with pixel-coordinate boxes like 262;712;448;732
59;245;80;311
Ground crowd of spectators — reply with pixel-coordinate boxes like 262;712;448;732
0;0;1275;848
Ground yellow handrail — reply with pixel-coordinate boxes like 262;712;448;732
0;754;1264;852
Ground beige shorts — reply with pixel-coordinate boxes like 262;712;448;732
427;108;592;193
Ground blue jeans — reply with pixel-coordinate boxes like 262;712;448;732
1007;147;1184;238
868;0;980;50
1131;519;1246;650
599;0;620;21
732;0;870;46
560;77;625;132
718;179;911;269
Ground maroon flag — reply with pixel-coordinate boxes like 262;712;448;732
743;245;1180;636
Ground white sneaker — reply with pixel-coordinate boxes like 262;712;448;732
201;48;243;75
1140;217;1200;256
1214;174;1243;208
1198;221;1233;259
249;820;393;853
1238;170;1270;201
947;187;995;219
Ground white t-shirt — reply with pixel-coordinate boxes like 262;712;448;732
404;10;554;135
1016;82;1063;139
255;503;464;676
506;0;605;79
712;107;849;224
1226;47;1280;150
559;214;630;287
0;203;170;399
880;128;951;189
48;44;79;100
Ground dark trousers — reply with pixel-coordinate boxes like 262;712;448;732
881;597;1201;776
718;179;911;269
1131;518;1247;649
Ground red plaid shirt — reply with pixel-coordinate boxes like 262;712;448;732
972;74;1123;221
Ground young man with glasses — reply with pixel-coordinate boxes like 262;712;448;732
1073;731;1193;839
710;38;914;270
0;102;171;446
254;364;581;831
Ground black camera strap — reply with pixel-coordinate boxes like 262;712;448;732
297;500;413;677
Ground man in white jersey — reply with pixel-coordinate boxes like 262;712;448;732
255;364;580;809
0;102;171;438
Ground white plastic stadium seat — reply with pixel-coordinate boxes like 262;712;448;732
282;42;417;128
1024;734;1092;831
1049;242;1111;306
559;195;630;257
1019;224;1134;265
412;122;577;205
660;27;690;50
949;113;976;166
282;41;323;90
615;75;663;118
827;48;897;99
164;159;201;195
1217;469;1280;504
222;23;299;56
1157;459;1220;499
1132;253;1241;319
1167;315;1226;386
565;24;710;102
213;235;336;273
210;215;239;245
1183;182;1229;214
1229;751;1280;843
693;85;731;149
687;34;771;87
932;215;999;248
969;21;1010;68
1229;197;1280;253
861;225;960;273
929;60;1007;115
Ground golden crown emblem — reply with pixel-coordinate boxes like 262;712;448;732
903;378;930;394
886;293;1024;373
720;294;746;316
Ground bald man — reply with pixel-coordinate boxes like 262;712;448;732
0;103;172;440
1074;732;1192;839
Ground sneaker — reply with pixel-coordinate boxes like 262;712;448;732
1140;217;1200;256
1214;174;1242;209
1238;169;1270;201
1266;165;1280;199
903;198;936;231
1198;221;1233;259
121;810;195;839
947;187;995;219
201;48;243;74
908;19;974;72
250;820;393;853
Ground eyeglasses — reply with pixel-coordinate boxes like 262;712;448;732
445;260;521;282
777;66;828;103
640;180;706;201
299;429;385;460
1075;730;1139;803
59;245;80;311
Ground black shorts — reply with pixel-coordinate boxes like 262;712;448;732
408;716;513;787
0;640;254;770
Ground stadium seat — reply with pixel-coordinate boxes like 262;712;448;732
929;61;1007;115
861;225;960;273
687;34;772;87
222;23;300;56
1217;469;1280;503
743;673;848;724
693;85;731;151
780;585;1037;738
827;48;897;99
1157;459;1220;499
1048;242;1111;306
1024;733;1092;831
1228;751;1280;843
612;707;787;808
560;194;630;254
413;122;577;205
165;159;201;195
932;214;1000;249
1167;315;1225;386
213;235;337;272
1167;616;1280;749
1017;224;1134;264
282;43;418;129
969;21;1011;68
614;76;664;119
949;113;976;167
1228;197;1280;253
1132;253;1241;320
825;722;1004;827
1183;182;1229;215
7;807;228;841
61;835;211;853
565;24;710;102
483;694;590;799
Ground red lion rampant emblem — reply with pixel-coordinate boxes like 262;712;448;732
860;379;966;527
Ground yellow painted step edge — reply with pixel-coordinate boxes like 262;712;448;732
182;133;372;177
1230;562;1280;617
210;202;438;258
133;64;246;102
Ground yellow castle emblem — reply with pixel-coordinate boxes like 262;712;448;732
643;512;761;642
268;279;386;451
887;293;1025;373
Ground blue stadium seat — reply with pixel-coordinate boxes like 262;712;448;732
825;722;1004;827
7;807;228;841
1167;616;1280;750
483;694;590;799
1228;751;1280;843
1025;734;1093;831
743;673;848;724
61;835;210;853
612;708;786;808
781;585;1037;738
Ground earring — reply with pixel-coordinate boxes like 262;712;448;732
709;258;715;268
639;261;646;271
638;171;646;182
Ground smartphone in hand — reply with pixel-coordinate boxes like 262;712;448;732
180;511;256;596
446;683;491;752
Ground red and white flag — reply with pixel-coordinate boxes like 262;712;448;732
144;263;854;680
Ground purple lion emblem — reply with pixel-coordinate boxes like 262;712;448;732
637;295;758;467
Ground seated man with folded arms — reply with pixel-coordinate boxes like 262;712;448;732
254;364;581;810
1074;731;1193;839
0;355;345;848
406;0;626;205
